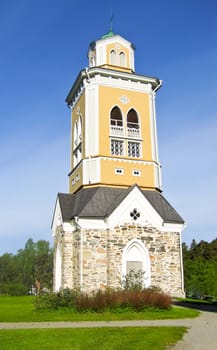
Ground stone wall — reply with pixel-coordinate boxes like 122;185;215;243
56;223;184;297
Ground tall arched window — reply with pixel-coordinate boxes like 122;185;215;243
119;52;126;66
127;109;140;137
110;106;123;136
77;116;82;163
73;115;83;167
110;50;117;65
78;116;82;143
122;239;151;288
74;121;78;147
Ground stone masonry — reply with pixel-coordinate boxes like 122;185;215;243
54;223;184;298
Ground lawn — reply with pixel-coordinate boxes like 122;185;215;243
0;296;199;322
0;327;186;350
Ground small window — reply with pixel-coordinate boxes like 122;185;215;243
128;142;140;158
72;178;75;185
111;139;124;156
75;174;80;182
115;168;124;175
132;170;141;176
110;50;117;65
119;52;126;66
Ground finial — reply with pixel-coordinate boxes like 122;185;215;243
101;10;115;39
110;9;114;31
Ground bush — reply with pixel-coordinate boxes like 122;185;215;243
0;283;28;296
35;288;78;310
35;288;172;312
122;269;145;291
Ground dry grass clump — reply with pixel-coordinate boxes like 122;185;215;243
35;287;172;311
75;288;171;312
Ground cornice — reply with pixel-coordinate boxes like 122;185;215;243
65;67;162;107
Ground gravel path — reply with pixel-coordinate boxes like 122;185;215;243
0;319;192;329
171;310;217;350
0;306;216;349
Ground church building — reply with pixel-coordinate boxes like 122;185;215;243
51;28;185;297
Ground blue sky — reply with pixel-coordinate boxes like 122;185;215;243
0;0;217;254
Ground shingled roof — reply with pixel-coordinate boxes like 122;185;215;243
57;185;184;224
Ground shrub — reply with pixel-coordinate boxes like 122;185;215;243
35;287;172;311
34;288;78;310
122;269;145;291
0;283;27;296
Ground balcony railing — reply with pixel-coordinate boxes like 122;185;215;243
110;125;124;136
110;120;140;138
127;127;140;137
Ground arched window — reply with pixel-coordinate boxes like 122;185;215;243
78;116;82;162
78;116;82;142
122;239;151;288
127;108;140;137
110;106;123;136
73;115;83;166
110;106;122;126
74;121;78;147
110;50;117;65
119;52;126;66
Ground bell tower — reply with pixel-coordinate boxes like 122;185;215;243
66;29;162;194
52;29;185;297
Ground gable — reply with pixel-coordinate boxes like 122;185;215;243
107;186;163;228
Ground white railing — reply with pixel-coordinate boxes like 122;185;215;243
110;125;124;136
127;127;140;137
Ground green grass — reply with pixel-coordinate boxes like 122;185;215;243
0;296;199;322
0;327;186;350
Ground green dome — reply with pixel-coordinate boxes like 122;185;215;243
101;29;115;39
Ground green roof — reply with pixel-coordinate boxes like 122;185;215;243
101;29;115;39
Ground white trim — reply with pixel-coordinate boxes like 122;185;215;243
85;84;99;156
54;243;62;292
92;74;152;93
82;157;101;184
149;92;160;164
51;199;62;235
154;163;162;190
179;232;185;296
100;156;158;166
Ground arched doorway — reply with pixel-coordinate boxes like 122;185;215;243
122;239;151;288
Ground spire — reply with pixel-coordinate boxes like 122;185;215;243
110;10;114;31
101;10;115;39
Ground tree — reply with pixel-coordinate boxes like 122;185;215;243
183;238;217;300
0;238;53;295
